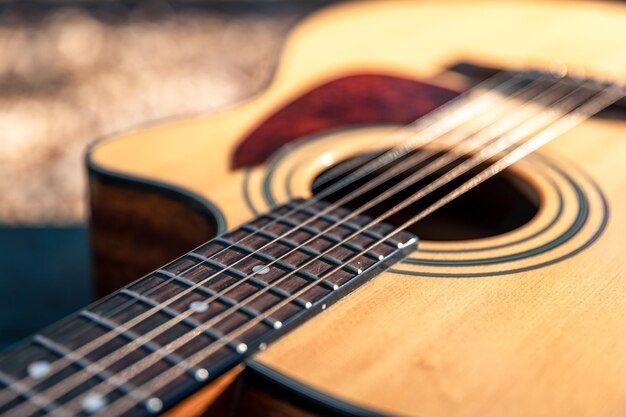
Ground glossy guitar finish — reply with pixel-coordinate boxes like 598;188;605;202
87;2;626;416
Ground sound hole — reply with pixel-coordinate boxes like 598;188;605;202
312;150;540;241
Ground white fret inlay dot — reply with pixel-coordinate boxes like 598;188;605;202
27;361;51;379
398;237;418;249
189;301;209;313
252;264;270;275
195;368;209;381
82;393;107;414
146;397;163;414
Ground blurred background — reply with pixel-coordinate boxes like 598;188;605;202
0;0;333;349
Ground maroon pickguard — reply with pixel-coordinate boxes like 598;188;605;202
232;74;459;169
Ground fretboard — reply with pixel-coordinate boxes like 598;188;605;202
0;199;417;417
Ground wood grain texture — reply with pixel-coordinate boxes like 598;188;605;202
87;2;626;416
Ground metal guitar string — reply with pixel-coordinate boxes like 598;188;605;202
0;71;529;410
4;73;592;414
4;72;559;412
30;76;614;416
102;81;623;417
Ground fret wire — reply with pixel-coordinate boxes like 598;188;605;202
61;78;606;416
103;83;624;417
0;72;551;415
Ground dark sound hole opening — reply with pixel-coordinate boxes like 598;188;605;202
311;150;541;241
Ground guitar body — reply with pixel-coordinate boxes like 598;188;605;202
87;2;626;416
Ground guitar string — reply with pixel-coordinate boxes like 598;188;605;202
0;71;528;408
101;82;625;417
4;75;559;415
27;76;604;416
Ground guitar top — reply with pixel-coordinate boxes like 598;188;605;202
2;2;626;417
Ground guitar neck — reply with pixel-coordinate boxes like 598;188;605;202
0;199;417;417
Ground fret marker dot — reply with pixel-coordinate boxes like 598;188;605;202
27;361;51;379
398;237;417;249
332;284;339;291
252;264;270;275
273;321;283;329
259;342;268;351
357;269;363;274
189;301;209;313
304;302;312;309
82;393;107;414
379;254;384;261
195;368;209;381
322;304;327;310
236;343;248;354
146;397;163;414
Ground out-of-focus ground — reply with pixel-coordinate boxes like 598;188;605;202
0;3;313;225
0;2;326;348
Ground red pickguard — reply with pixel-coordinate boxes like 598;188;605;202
232;74;459;169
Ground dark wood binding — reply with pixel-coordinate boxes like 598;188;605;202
232;74;458;169
0;199;417;417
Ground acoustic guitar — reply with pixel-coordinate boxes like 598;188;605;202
2;1;626;416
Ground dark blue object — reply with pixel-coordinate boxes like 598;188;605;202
0;226;92;350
